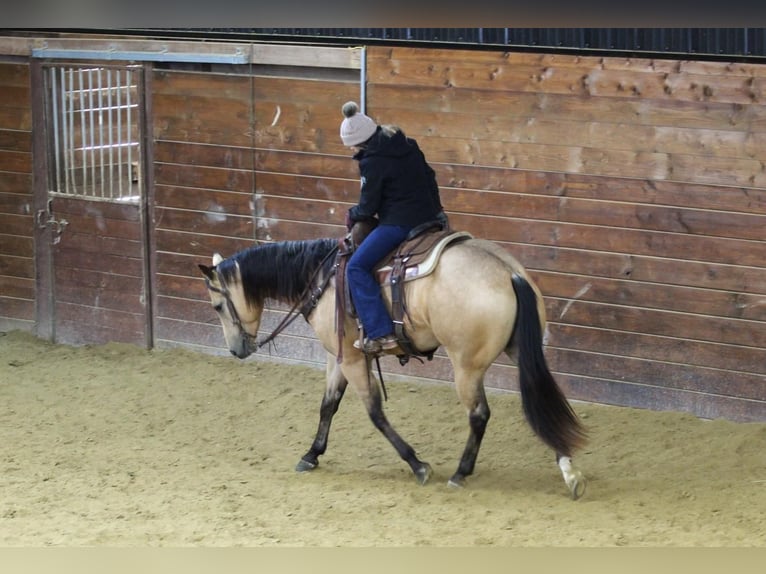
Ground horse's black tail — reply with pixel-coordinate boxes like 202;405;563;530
510;274;587;457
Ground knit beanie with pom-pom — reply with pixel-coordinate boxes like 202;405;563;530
339;101;377;146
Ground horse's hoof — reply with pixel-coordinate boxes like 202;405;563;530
447;474;466;488
414;463;432;485
567;472;586;500
295;458;317;473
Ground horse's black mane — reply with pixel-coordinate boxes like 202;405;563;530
217;238;338;308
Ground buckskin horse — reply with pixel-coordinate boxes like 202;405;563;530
198;227;587;499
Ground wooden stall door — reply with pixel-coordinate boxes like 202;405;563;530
35;63;150;347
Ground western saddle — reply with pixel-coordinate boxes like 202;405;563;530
335;219;472;365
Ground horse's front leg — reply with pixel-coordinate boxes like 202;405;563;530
296;354;348;472
347;356;433;485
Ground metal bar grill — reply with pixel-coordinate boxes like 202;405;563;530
44;64;142;203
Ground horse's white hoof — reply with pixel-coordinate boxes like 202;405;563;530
566;470;586;500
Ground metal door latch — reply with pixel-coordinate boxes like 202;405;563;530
36;199;68;245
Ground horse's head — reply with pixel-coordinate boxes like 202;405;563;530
198;253;264;359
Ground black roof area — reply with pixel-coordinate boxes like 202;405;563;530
163;28;766;60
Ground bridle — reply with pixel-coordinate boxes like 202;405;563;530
205;244;339;355
204;276;262;354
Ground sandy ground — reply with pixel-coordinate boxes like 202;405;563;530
1;329;764;547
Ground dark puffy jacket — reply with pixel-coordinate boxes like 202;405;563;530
348;127;444;228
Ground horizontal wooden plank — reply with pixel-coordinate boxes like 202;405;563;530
556;372;764;423
512;242;766;296
153;69;252;98
559;173;766;216
0;233;33;258
254;102;350;156
56;300;145;330
367;82;766;134
154;163;253;194
153;141;254;170
0;275;33;299
251;44;362;69
154;229;253;261
156;273;209;302
419;134;766;189
52;195;141;220
55;231;142;259
545;297;766;348
54;317;146;347
448;212;766;269
156;294;220;325
52;211;142;243
154;206;253;238
0;150;31;173
253;77;359;105
368;47;766;106
0;253;33;278
440;186;766;242
258;195;346;228
55;283;146;315
0;317;33;332
547;347;765;402
0;129;31;153
254;217;344;244
0;108;31;132
153;100;252;147
155;315;225;349
0;62;30;86
0;192;32;217
0;296;34;322
255;149;357;180
535;270;766;322
375;104;766;162
546;323;766;375
55;246;144;278
55;266;144;292
155;185;253;216
255;170;383;204
0;172;32;195
369;47;766;80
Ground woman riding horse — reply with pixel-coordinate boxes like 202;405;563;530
340;101;448;355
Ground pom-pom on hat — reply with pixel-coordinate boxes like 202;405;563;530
340;101;377;146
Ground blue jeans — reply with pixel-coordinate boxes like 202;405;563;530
347;224;410;340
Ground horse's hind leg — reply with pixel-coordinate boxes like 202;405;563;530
556;453;586;500
449;366;491;488
296;356;348;472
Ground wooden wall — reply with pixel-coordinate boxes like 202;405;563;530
151;66;360;357
152;47;765;421
2;36;764;422
0;62;34;333
364;47;766;421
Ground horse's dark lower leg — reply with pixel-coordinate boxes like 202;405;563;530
449;402;490;487
296;382;347;472
366;386;432;485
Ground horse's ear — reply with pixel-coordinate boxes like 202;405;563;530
213;253;224;265
198;264;216;281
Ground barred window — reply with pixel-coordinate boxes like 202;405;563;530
44;64;143;203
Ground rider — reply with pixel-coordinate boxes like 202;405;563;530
339;101;448;354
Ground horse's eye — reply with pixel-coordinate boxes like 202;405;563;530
213;303;223;313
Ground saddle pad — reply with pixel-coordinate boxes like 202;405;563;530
376;231;473;285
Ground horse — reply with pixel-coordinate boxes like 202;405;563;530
198;232;588;499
